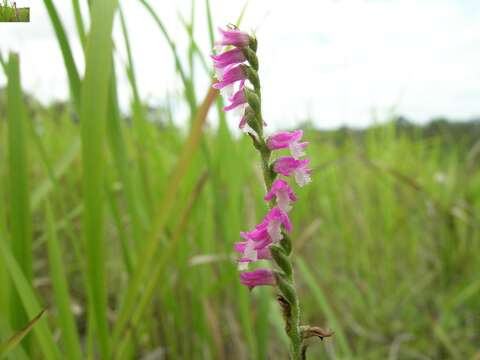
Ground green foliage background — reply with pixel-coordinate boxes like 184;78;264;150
0;1;479;359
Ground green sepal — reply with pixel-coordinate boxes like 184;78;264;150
245;87;260;112
243;106;262;134
246;67;260;92
249;35;258;52
268;163;278;183
243;47;258;71
270;244;292;277
274;272;297;305
280;235;292;255
247;132;262;151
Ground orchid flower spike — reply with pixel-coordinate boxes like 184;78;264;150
273;157;312;187
213;23;323;359
267;130;309;159
264;179;298;212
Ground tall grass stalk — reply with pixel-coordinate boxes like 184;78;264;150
79;0;118;358
6;53;32;352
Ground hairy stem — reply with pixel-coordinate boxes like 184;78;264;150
256;136;303;360
248;55;303;359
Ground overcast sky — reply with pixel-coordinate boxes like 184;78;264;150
0;0;479;129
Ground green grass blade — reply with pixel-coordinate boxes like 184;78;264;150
205;0;214;48
45;203;83;360
71;0;86;46
296;258;354;357
106;60;149;246
112;87;217;347
0;310;45;359
79;0;118;358
0;56;10;330
118;8;155;227
187;0;196;87
0;322;28;360
0;52;6;73
112;172;209;357
0;238;62;360
105;182;134;274
31;138;80;211
42;0;82;111
6;53;32;341
178;13;209;74
236;1;249;27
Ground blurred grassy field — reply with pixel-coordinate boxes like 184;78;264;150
0;6;29;22
0;1;479;359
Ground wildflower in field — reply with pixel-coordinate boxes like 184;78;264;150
239;268;276;288
264;179;297;212
212;24;328;359
267;130;309;159
274;157;312;187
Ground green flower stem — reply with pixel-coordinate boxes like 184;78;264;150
287;292;303;360
254;118;303;360
246;50;303;359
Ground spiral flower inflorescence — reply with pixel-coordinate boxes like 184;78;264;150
212;25;325;360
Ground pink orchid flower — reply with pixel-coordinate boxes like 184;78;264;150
267;130;309;159
264;179;298;212
240;268;276;289
273;157;312;187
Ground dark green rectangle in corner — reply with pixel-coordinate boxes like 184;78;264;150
0;6;29;22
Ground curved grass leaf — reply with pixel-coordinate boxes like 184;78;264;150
0;238;61;360
42;0;82;111
0;310;45;359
